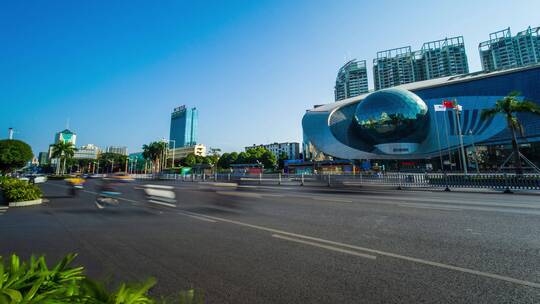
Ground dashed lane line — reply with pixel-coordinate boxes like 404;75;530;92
179;210;540;289
177;211;217;223
272;234;376;260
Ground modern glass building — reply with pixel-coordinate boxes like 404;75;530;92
479;26;540;72
303;64;540;162
169;105;198;147
334;59;369;101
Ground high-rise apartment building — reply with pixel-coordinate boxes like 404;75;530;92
374;37;469;90
334;59;369;101
419;36;469;80
373;46;416;91
479;26;540;72
170;105;198;147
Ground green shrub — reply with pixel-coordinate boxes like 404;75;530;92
0;253;204;303
0;178;42;202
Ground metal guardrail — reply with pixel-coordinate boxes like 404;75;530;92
129;172;540;192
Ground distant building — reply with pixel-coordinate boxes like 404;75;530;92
38;152;49;165
49;128;77;163
479;26;540;72
373;46;416;90
418;36;469;80
54;129;76;145
106;146;128;155
167;144;207;161
245;142;300;160
74;144;100;159
334;59;369;101
374;36;468;90
170;105;198;147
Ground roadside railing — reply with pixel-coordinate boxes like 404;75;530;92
129;172;540;192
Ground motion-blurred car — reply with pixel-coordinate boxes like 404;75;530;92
108;173;135;182
32;174;48;183
18;174;47;184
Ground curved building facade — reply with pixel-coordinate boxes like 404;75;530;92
303;64;540;160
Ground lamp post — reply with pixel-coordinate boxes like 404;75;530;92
453;103;468;175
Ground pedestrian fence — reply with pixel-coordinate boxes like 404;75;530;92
129;172;540;192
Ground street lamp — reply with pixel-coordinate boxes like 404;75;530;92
453;102;468;175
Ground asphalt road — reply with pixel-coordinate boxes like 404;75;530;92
1;179;540;303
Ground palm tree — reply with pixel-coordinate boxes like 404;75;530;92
51;141;77;175
142;141;167;173
481;91;540;175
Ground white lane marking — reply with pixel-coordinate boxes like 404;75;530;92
398;203;463;211
148;200;176;208
0;206;9;209
312;197;353;203
262;194;284;198
177;212;217;223
180;211;540;289
272;234;376;260
216;191;261;198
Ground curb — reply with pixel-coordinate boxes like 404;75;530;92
8;198;43;207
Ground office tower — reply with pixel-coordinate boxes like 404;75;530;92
169;105;198;147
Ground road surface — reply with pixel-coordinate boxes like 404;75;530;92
1;179;539;303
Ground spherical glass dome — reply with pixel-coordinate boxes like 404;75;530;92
353;88;429;145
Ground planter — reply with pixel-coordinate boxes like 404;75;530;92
8;198;43;207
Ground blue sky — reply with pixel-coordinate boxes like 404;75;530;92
2;0;540;154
